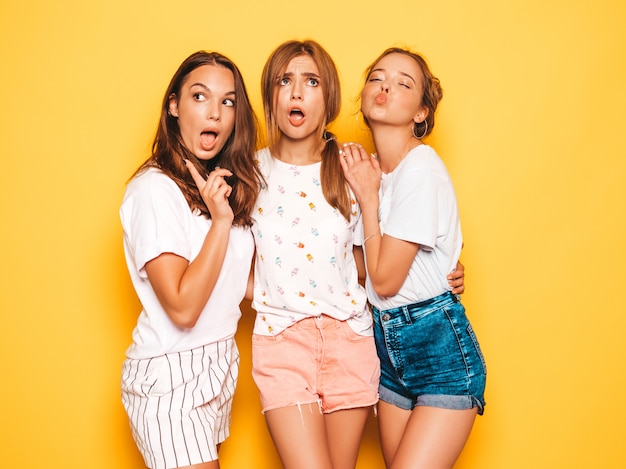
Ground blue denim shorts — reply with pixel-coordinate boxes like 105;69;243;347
372;292;486;414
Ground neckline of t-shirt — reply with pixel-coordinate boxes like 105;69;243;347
381;144;430;178
271;155;322;169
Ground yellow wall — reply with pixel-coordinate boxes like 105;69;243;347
1;0;625;467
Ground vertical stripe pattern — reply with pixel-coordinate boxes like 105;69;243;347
121;339;239;469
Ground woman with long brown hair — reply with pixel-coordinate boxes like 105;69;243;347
120;50;262;469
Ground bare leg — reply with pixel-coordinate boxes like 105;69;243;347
379;401;477;469
264;403;333;469
377;401;412;466
324;406;372;469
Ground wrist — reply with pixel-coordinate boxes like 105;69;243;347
210;216;233;230
363;231;381;244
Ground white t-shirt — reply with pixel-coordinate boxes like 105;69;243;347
251;148;372;337
365;144;463;310
120;167;254;359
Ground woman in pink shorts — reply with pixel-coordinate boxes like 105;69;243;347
249;40;465;469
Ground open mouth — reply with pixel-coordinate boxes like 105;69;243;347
288;108;305;126
200;130;218;149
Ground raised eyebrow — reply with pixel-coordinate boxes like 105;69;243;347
190;83;236;97
190;82;210;91
280;71;320;80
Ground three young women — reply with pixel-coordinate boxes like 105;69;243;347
119;43;469;469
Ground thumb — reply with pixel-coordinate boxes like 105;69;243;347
370;154;382;173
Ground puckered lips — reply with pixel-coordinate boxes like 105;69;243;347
374;92;388;105
288;106;306;127
200;127;219;151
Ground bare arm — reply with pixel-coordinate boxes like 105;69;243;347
341;144;466;297
340;144;409;296
345;145;413;295
144;164;234;329
353;245;366;287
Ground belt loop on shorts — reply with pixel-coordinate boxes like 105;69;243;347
401;305;413;324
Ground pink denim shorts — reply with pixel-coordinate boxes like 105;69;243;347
252;315;380;414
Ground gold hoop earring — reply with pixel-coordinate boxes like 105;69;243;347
412;120;428;139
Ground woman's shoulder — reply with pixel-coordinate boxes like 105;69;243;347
407;144;439;160
124;167;182;204
128;167;175;190
255;147;272;165
403;144;445;170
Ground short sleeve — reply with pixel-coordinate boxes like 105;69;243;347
384;165;440;250
120;170;193;278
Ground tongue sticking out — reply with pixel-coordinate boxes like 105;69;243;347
288;110;305;127
200;131;217;150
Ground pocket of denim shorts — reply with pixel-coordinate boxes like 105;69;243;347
466;323;487;373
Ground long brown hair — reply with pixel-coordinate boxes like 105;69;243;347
362;47;443;139
261;40;351;220
132;51;262;226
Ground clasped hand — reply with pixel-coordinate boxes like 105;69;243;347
338;143;382;205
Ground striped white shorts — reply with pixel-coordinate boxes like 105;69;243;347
121;339;239;469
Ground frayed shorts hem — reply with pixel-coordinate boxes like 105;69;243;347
262;398;379;415
262;399;322;415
